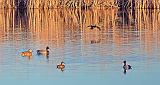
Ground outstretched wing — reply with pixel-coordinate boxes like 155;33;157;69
87;25;92;27
87;25;101;30
96;26;101;30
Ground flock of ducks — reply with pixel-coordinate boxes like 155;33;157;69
21;47;132;73
19;24;133;73
21;46;65;71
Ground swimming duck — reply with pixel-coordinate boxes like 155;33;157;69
37;46;50;56
123;61;132;70
21;49;32;57
123;61;132;74
87;24;101;30
57;62;65;71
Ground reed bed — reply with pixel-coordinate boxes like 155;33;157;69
0;0;117;9
0;0;160;9
135;0;160;9
1;8;160;47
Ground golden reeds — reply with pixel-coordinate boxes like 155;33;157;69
0;0;119;9
135;0;160;9
0;0;160;9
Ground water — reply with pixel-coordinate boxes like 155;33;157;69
0;8;160;85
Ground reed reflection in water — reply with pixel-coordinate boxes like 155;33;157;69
0;8;160;85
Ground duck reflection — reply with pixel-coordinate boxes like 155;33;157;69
91;39;101;44
58;68;65;72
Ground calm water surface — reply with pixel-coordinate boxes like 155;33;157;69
0;8;160;85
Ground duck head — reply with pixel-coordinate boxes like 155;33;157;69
46;46;50;51
61;61;65;65
28;49;33;52
57;61;65;71
123;61;126;65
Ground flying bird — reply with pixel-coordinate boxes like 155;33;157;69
87;24;101;30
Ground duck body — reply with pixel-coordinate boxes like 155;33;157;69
57;64;65;69
57;62;65;69
123;64;132;70
37;50;49;55
37;47;49;56
123;61;132;70
123;61;132;74
21;49;32;57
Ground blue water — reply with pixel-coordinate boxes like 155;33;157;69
0;9;160;85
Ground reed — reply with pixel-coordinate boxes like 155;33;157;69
135;0;159;9
0;0;118;9
1;8;160;50
0;0;159;9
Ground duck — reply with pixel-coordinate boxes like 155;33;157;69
123;61;132;70
87;24;101;30
123;61;132;74
37;46;50;56
21;49;32;57
57;61;65;71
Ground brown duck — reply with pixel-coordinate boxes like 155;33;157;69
57;62;65;71
21;49;32;57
